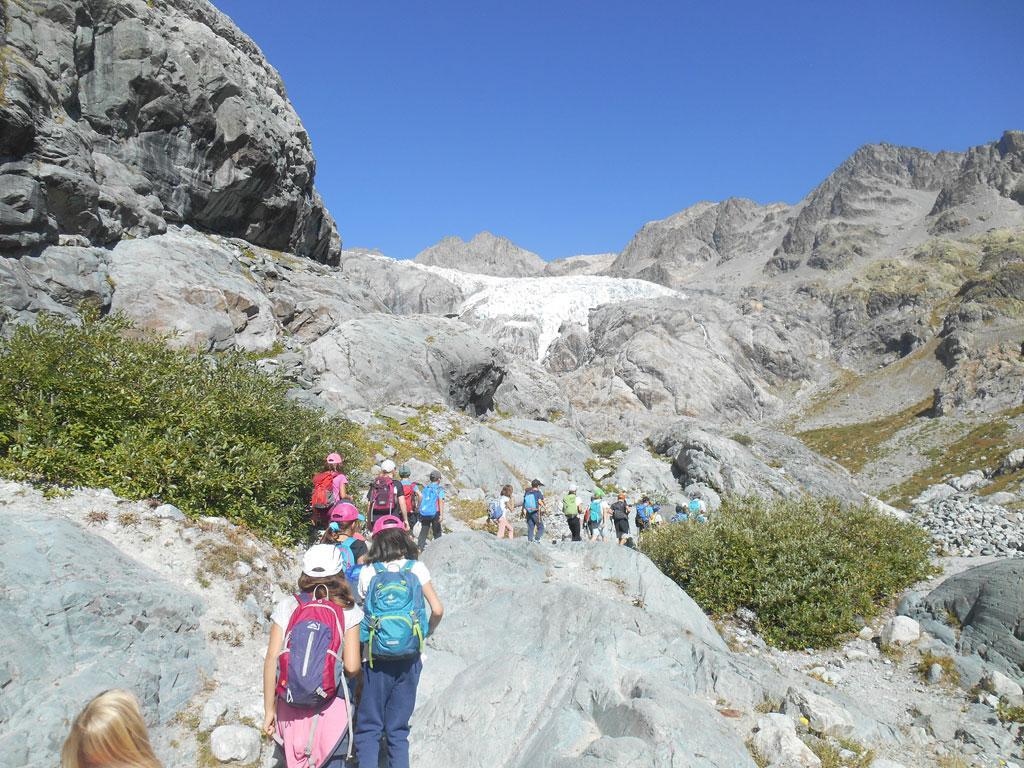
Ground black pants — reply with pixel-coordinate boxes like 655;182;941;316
417;516;442;548
566;515;581;541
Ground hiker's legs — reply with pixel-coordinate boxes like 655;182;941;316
497;516;512;539
526;514;536;542
416;519;430;549
535;516;544;541
568;516;581;541
380;656;422;768
429;517;442;541
355;662;395;768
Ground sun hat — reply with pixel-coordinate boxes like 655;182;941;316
568;484;577;492
531;479;544;487
326;452;343;466
302;544;344;577
594;488;605;498
399;464;411;478
380;459;396;473
372;514;407;535
429;470;441;481
328;501;363;524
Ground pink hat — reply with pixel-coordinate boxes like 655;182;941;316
326;453;343;466
372;514;407;535
328;501;362;524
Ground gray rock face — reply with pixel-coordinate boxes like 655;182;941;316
414;232;545;276
610;199;789;287
0;506;210;768
304;314;507;417
543;252;616;277
905;559;1024;680
338;250;464;315
0;0;339;261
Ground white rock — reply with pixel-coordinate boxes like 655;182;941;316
252;557;268;572
234;561;252;578
949;470;987;492
151;503;186;520
844;649;869;661
750;714;821;768
983;669;1024;698
911;483;957;507
783;687;855;738
199;698;227;731
857;626;874;641
880;616;920;647
872;759;908;768
1001;448;1024;474
209;724;260;763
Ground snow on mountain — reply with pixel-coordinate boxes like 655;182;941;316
390;258;681;360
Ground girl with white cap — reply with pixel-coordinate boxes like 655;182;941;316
262;545;363;767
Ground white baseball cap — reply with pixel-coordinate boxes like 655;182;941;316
568;484;577;492
380;459;396;473
302;544;344;577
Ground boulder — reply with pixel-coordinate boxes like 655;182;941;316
982;670;1023;698
949;470;988;492
879;616;921;648
1001;448;1024;475
0;506;210;767
904;559;1024;679
209;724;261;763
910;483;957;507
750;714;821;768
783;687;857;738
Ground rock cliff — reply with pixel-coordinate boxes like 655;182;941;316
0;0;339;261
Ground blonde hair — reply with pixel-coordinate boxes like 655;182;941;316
61;689;162;768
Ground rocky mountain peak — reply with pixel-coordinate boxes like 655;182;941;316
0;0;340;262
413;231;546;276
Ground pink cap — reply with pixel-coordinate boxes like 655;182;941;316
328;501;362;524
372;514;407;535
326;453;343;466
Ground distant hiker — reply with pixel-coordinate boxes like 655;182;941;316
651;506;664;526
523;479;546;543
262;545;362;768
367;459;407;529
586;488;606;541
322;501;369;595
310;453;347;529
610;493;630;545
489;483;515;539
670;503;689;523
416;470;445;549
688;497;708;523
398;465;420;533
356;516;444;768
61;689;161;768
562;484;582;541
634;496;655;534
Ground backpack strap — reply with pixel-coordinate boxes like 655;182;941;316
372;562;386;574
400;560;415;574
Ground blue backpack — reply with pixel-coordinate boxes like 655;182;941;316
419;483;442;519
523;489;541;513
335;537;364;591
589;500;602;523
361;562;428;668
636;503;651;523
488;497;504;520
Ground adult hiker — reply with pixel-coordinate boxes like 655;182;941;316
398;465;420;533
367;459;408;530
61;689;161;768
562;484;582;541
356;515;444;768
321;501;368;595
586;488;606;541
262;545;363;768
634;496;654;534
688;497;708;523
416;470;445;549
310;453;348;530
488;483;515;540
610;493;631;545
523;479;546;543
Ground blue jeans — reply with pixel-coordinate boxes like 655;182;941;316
526;513;544;542
355;656;422;768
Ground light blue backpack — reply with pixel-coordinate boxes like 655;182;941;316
360;562;429;668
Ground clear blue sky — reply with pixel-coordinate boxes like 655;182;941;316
215;0;1022;260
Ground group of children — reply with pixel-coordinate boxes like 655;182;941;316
487;482;709;545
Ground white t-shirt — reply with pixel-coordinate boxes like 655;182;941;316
357;559;431;602
499;495;511;517
271;595;364;633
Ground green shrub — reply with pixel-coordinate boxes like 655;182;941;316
590;440;627;458
640;495;932;649
0;311;365;542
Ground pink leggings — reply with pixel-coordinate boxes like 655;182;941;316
496;514;514;539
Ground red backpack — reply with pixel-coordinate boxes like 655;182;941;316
310;471;338;524
401;480;417;516
276;593;349;709
369;475;397;515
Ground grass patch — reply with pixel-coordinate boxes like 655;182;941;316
917;650;960;686
802;735;874;768
590;440;627;458
85;510;109;525
0;311;365;543
640;496;932;649
888;404;1024;505
730;433;754;447
796;397;933;473
997;702;1024;724
935;755;971;768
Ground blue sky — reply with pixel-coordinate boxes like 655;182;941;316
215;0;1023;260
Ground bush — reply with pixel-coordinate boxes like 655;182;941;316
590;440;627;458
640;495;932;649
0;312;365;542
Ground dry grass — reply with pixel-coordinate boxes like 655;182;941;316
916;650;960;686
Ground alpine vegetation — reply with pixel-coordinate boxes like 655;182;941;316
640;496;933;649
0;311;364;540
